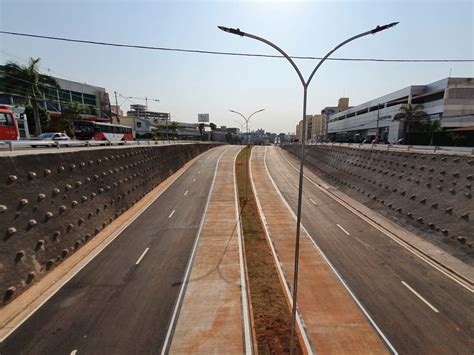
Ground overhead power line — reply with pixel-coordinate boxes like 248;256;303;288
1;30;473;63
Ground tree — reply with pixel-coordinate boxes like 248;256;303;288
58;101;83;137
198;123;205;140
394;103;428;144
168;121;180;138
2;58;59;135
209;122;217;131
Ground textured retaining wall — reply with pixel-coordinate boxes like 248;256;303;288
0;144;215;303
284;145;474;264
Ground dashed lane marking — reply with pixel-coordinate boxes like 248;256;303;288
135;247;150;265
401;281;439;313
336;224;351;236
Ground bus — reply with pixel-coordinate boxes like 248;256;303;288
72;121;134;141
0;106;19;141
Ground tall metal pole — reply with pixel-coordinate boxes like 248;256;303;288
376;103;380;141
114;91;120;124
219;22;398;354
229;109;265;201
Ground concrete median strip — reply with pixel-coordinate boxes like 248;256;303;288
167;146;253;354
0;150;211;343
250;146;391;354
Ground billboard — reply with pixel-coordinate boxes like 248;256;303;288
198;113;209;123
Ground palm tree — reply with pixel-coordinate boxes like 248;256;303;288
394;103;428;144
2;58;59;135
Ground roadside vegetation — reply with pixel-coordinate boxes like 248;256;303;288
235;146;302;354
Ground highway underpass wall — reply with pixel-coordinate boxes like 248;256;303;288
283;145;474;264
0;144;216;304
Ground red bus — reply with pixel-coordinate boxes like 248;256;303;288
0;107;19;141
72;121;134;141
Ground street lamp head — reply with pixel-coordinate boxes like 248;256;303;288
218;26;245;37
371;22;399;34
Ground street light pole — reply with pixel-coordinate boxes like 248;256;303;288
229;109;265;202
219;22;398;354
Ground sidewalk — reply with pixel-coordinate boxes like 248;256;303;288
250;147;388;354
169;146;252;354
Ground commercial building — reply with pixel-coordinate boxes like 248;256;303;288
327;78;474;143
295;98;350;143
0;72;112;122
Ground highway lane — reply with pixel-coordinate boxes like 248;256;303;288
0;145;228;355
261;146;474;354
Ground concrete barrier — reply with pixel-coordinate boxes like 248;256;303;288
284;145;474;263
0;144;216;304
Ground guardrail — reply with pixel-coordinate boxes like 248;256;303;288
304;142;474;155
0;139;220;152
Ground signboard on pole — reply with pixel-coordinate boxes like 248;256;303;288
198;113;209;123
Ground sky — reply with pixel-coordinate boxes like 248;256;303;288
1;0;473;133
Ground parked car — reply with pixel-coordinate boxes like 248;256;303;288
30;132;71;147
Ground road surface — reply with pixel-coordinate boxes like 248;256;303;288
263;146;473;354
0;146;228;354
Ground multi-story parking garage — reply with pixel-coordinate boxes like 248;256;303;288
327;77;474;143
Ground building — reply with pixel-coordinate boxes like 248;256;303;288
295;120;303;142
327;78;474;143
321;97;351;141
126;104;170;123
0;72;112;122
305;115;313;142
309;114;323;143
111;105;123;117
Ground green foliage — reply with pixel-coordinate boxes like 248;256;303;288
209;122;217;131
2;58;59;135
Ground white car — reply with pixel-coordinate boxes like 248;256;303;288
31;132;71;147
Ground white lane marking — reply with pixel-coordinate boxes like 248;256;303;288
250;147;314;354
262;147;397;355
198;171;201;174
184;190;189;196
135;247;150;265
233;148;253;354
309;198;317;206
0;147;218;343
71;351;77;355
161;147;229;354
168;210;175;218
401;281;439;313
192;178;196;183
279;149;473;293
0;148;217;343
336;224;351;236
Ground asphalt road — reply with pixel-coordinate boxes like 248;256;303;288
0;145;227;355
263;146;474;354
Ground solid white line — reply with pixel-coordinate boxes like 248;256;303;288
70;350;77;355
401;281;439;313
135;247;150;265
336;224;351;236
161;147;229;354
309;198;317;206
168;210;175;218
250;147;314;354
184;190;188;196
279;149;472;292
262;147;397;355
233;148;253;354
0;148;217;343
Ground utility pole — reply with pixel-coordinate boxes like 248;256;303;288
114;91;120;124
376;103;380;141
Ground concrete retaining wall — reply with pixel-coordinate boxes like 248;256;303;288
0;144;215;303
284;145;474;264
